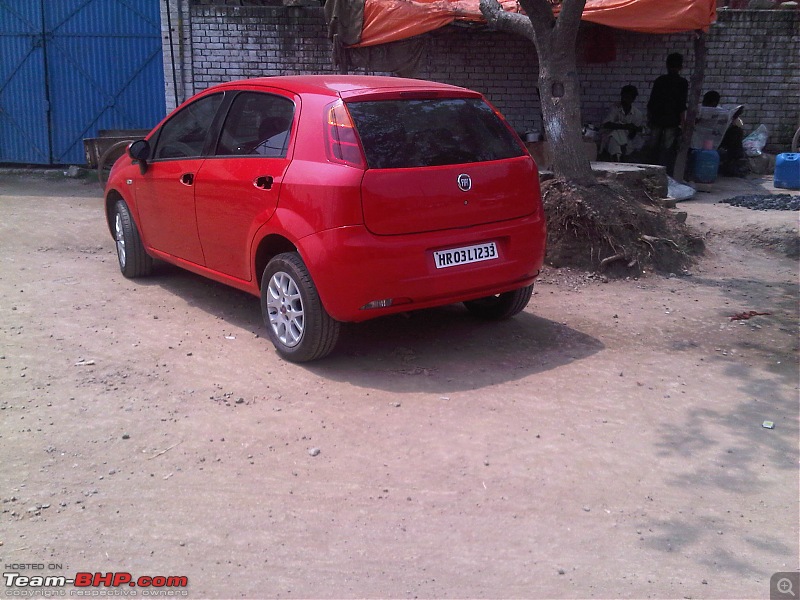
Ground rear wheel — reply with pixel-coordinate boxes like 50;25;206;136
261;252;340;362
113;199;152;278
464;285;533;320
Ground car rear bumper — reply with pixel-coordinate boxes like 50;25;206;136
301;214;546;322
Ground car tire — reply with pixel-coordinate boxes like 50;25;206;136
261;252;340;362
113;199;153;278
463;285;533;320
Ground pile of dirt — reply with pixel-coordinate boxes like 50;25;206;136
542;176;704;275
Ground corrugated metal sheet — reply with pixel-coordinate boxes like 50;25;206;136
0;1;50;163
0;0;165;165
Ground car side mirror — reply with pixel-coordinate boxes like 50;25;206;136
128;140;151;175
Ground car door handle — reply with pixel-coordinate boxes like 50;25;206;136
180;173;194;186
253;175;274;190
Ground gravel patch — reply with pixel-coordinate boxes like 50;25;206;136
720;193;800;211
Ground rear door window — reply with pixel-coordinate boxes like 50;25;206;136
346;98;525;169
215;92;294;158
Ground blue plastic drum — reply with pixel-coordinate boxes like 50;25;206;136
694;148;720;184
774;153;800;190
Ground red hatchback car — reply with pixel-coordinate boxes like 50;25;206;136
105;75;546;361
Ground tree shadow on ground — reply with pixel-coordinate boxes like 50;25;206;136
645;273;799;579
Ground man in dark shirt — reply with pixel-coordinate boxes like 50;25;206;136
647;52;689;176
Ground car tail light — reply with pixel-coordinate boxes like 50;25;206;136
324;101;365;168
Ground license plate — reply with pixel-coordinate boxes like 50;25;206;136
433;242;498;269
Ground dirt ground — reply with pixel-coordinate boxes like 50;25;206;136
1;170;798;599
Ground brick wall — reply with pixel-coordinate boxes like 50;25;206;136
164;2;799;150
161;0;195;110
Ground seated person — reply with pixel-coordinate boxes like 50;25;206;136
690;90;748;178
718;106;747;176
600;85;645;162
702;90;720;108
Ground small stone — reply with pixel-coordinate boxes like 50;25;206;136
122;434;130;440
308;447;321;457
557;569;565;575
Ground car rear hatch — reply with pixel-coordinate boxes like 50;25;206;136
345;94;537;236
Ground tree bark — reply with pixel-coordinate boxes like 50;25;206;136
480;0;594;183
673;31;707;182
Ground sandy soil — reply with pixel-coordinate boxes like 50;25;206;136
1;171;798;599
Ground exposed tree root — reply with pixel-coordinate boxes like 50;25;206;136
542;176;704;275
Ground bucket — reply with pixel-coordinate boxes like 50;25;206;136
774;153;800;190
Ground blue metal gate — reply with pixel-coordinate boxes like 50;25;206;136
0;0;165;165
0;2;49;163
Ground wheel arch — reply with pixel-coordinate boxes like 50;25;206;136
253;234;298;290
104;189;125;236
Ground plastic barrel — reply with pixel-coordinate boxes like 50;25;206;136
774;153;800;190
693;148;720;184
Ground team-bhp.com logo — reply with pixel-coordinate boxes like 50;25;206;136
4;571;188;596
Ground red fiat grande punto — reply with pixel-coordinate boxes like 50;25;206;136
104;75;546;362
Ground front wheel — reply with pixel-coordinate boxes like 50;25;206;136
261;252;340;362
463;285;533;320
113;199;152;278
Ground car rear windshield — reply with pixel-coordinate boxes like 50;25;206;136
346;97;525;169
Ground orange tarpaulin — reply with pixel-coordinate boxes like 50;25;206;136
579;0;717;34
354;0;717;47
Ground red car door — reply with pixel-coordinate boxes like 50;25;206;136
135;93;224;265
194;91;295;281
136;159;205;264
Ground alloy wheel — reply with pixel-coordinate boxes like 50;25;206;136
266;271;304;347
114;212;126;269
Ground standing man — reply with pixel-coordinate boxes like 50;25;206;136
647;52;689;176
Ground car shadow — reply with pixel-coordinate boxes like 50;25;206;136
140;262;604;393
312;307;604;393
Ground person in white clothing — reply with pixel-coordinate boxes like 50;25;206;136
600;85;646;162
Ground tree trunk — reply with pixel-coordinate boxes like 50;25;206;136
673;31;707;182
535;34;593;181
480;0;594;183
